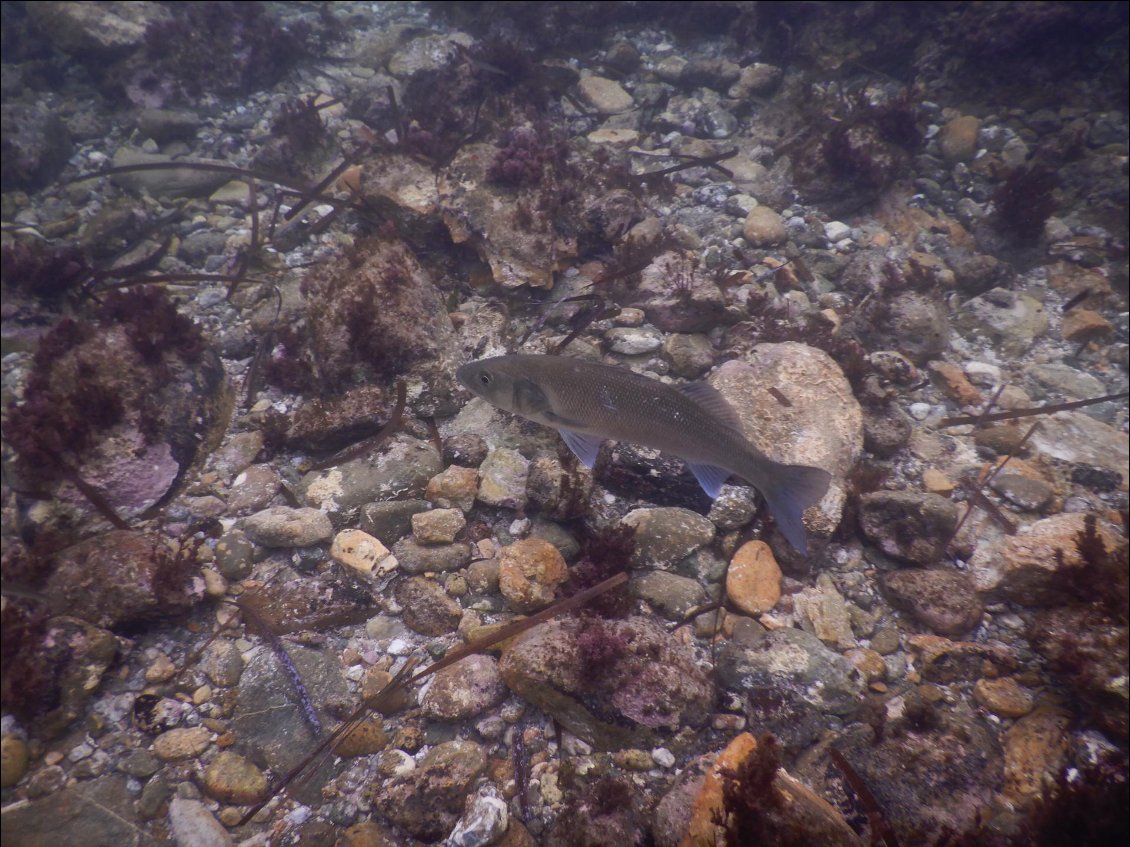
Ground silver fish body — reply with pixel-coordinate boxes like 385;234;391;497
456;354;831;554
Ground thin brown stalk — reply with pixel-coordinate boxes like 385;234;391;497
939;392;1128;427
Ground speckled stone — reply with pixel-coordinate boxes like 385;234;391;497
392;537;472;575
631;570;708;620
1;736;29;788
425;465;480;512
793;574;857;649
973;677;1035;718
622;507;716;569
167;797;232;847
202;751;267;805
153;726;212;761
395;576;462;636
938;115;981;163
576;76;635;114
421;653;507;720
332;716;389;757
213;529;254;580
241;506;332;548
201;639;244;687
331;528;397;575
882;568;984;636
477;447;530;509
859;491;959;565
412;508;466;544
742;205;787;246
725;540;781;615
498;538;568;612
1003;707;1070;804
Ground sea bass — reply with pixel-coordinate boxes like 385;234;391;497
456;354;831;554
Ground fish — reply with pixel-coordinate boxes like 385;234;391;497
456;354;832;554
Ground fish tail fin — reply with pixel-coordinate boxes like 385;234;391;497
752;461;832;555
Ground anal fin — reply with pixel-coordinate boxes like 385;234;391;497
558;429;604;469
688;462;732;498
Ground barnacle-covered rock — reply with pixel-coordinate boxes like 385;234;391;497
438;142;577;289
5;287;231;537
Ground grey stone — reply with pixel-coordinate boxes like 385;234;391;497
360;499;431;544
622;507;716;569
631;570;708;620
241;506;332;548
882;568;984;636
859;491;959;565
392;538;472;574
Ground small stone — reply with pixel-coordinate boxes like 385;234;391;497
242;506;332;548
631;570;707;620
974;424;1027;456
227;465;281;515
990;473;1055;513
360;500;430;544
622;507;716;569
202;751;268;805
726;540;781;615
201;639;244;687
922;468;956;495
606;325;663;355
213;529;254;580
973;677;1035;718
421;654;507;721
824;220;852;242
426;466;480;512
395;576;462;636
392;537;473;575
870;628;901;655
613;307;647;326
859;491;959;565
411;508;466;544
498;538;568;612
928;361;984;406
477;448;529;509
793;574;857;649
1003;708;1070;805
577;76;635;114
845;648;887;683
332;716;389;757
1061;308;1112;345
1;736;29;788
587;127;640;146
443;434;489;467
881;568;984;636
742;206;787;247
939;115;982;163
729;63;782;98
153;726;212;761
331;528;396;575
446;789;509;847
663;333;714;379
145;652;177;683
168;797;232;847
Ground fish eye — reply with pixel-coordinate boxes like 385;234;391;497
478;372;492;386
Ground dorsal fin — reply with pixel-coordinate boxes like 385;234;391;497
677;381;745;433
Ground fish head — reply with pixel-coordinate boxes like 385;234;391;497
457;357;551;419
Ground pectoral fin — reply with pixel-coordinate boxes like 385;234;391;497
688;462;732;498
557;429;604;468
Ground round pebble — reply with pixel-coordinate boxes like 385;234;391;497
498;538;568;612
725;540;782;615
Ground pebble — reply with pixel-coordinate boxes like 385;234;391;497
622;507;716;569
331;716;389;757
742;205;787;246
201;639;244;687
793;574;857;649
922;468;956;495
498;538;568;612
663;332;715;378
631;570;707;620
145;652;177;683
360;499;431;544
606;325;663;355
395;576;462;636
576;76;635;114
1003;707;1070;805
870;628;902;655
241;506;332;548
989;473;1055;513
168;797;233;847
426;465;480;512
153;726;212;761
973;677;1035;718
411;508;466;544
331;528;397;575
213;529;254;580
1;736;29;788
421;654;506;720
202;751;268;805
881;568;984;636
859;491;959;565
725;540;781;615
1061;308;1113;345
446;789;509;847
226;465;281;515
954;288;1049;356
824;220;852;242
477;448;530;509
392;537;472;575
938;115;982;163
845;648;888;683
